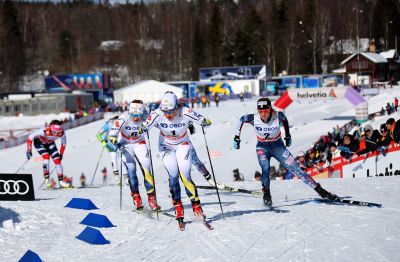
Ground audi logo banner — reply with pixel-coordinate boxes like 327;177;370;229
0;174;35;201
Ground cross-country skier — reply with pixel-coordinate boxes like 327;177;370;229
26;119;71;188
96;115;128;185
142;91;211;222
108;100;160;211
146;104;224;189
233;97;339;207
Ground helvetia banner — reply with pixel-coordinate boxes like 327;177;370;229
0;174;35;201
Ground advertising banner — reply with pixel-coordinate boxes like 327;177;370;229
341;153;376;178
0;173;35;201
45;74;104;92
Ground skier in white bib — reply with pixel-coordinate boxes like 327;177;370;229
108;100;160;211
142;91;212;221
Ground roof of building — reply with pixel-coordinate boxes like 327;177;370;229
341;52;388;65
379;49;398;59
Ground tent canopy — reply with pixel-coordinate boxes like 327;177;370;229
113;80;183;103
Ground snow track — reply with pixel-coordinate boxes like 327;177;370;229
2;93;400;261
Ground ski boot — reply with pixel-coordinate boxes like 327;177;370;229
45;178;52;189
314;183;339;201
148;193;161;211
131;192;143;210
173;200;184;220
59;179;72;189
263;188;273;208
113;170;121;185
44;172;52;189
205;173;225;189
192;201;206;220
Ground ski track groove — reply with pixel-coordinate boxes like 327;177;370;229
238;224;278;262
274;224;328;260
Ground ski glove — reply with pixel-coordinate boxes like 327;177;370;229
233;135;241;149
108;136;117;145
188;122;195;135
138;127;148;135
202;118;212;127
26;150;32;160
284;135;292;147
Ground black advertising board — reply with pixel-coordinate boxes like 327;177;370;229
0;174;35;201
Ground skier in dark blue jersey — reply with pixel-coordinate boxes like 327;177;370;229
233;97;339;207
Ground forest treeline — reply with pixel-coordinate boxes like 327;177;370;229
0;0;399;91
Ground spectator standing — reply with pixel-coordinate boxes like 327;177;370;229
214;93;220;107
80;173;86;187
101;167;108;186
201;95;207;108
196;95;201;108
239;92;244;102
386;102;392;115
395;97;398;111
190;98;195;108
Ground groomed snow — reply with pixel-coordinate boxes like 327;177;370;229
1;89;400;261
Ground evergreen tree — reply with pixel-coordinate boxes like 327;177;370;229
192;21;206;79
0;0;26;92
372;0;400;51
58;30;75;72
270;0;289;74
243;5;264;65
208;1;221;66
299;0;316;73
234;29;249;65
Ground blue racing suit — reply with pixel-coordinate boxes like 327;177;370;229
235;111;318;190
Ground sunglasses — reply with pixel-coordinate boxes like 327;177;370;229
162;108;176;114
130;113;143;118
258;108;271;113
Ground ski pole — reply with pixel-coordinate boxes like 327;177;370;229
120;150;123;210
14;159;30;174
146;132;159;221
201;126;225;219
89;147;105;187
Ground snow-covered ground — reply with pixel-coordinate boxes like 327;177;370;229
1;89;400;261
